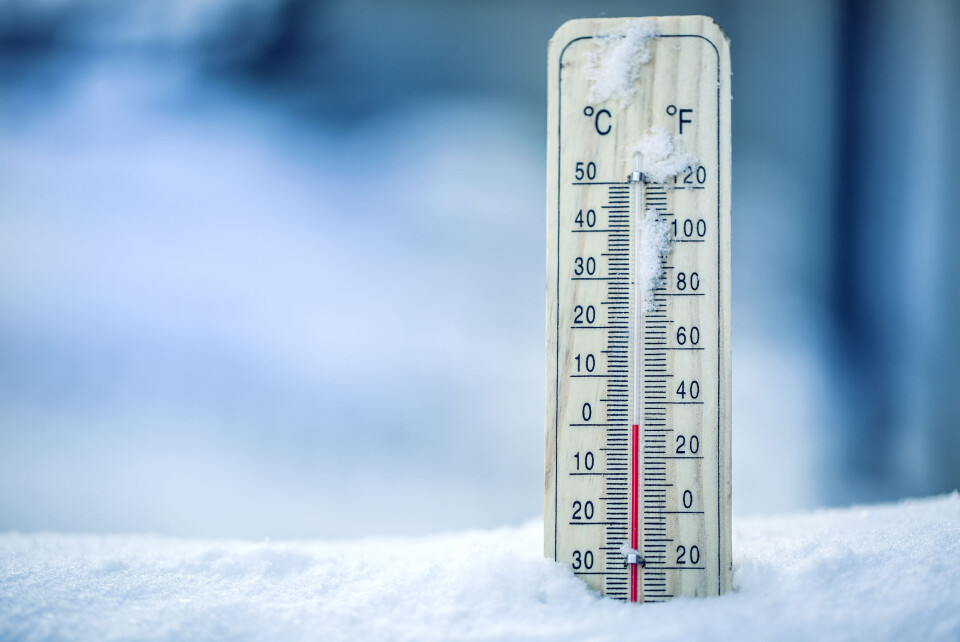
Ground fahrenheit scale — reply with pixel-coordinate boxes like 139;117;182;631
545;16;731;602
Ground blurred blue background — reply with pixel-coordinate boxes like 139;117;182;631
0;0;957;538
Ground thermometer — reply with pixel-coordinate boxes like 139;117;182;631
545;16;731;602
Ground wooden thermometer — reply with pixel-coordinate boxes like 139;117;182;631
545;16;731;602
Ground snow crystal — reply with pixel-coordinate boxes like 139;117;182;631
631;127;698;184
584;20;660;104
631;129;695;313
1;494;958;641
618;543;641;558
636;207;673;313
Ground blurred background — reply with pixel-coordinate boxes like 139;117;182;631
0;0;957;538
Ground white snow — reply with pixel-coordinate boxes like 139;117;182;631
2;494;958;641
628;129;697;317
631;127;698;184
636;207;673;313
583;20;660;104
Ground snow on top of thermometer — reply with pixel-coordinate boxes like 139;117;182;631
637;207;672;313
631;127;698;184
584;20;660;103
632;128;695;312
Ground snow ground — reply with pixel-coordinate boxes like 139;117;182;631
2;494;958;642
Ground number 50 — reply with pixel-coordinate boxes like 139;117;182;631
575;162;596;180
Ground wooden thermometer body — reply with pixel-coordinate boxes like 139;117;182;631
545;16;731;602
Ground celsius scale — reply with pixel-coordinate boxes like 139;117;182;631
545;16;732;602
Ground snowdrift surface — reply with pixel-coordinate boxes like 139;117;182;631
2;494;958;641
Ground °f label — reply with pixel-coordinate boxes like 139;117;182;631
545;16;731;602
